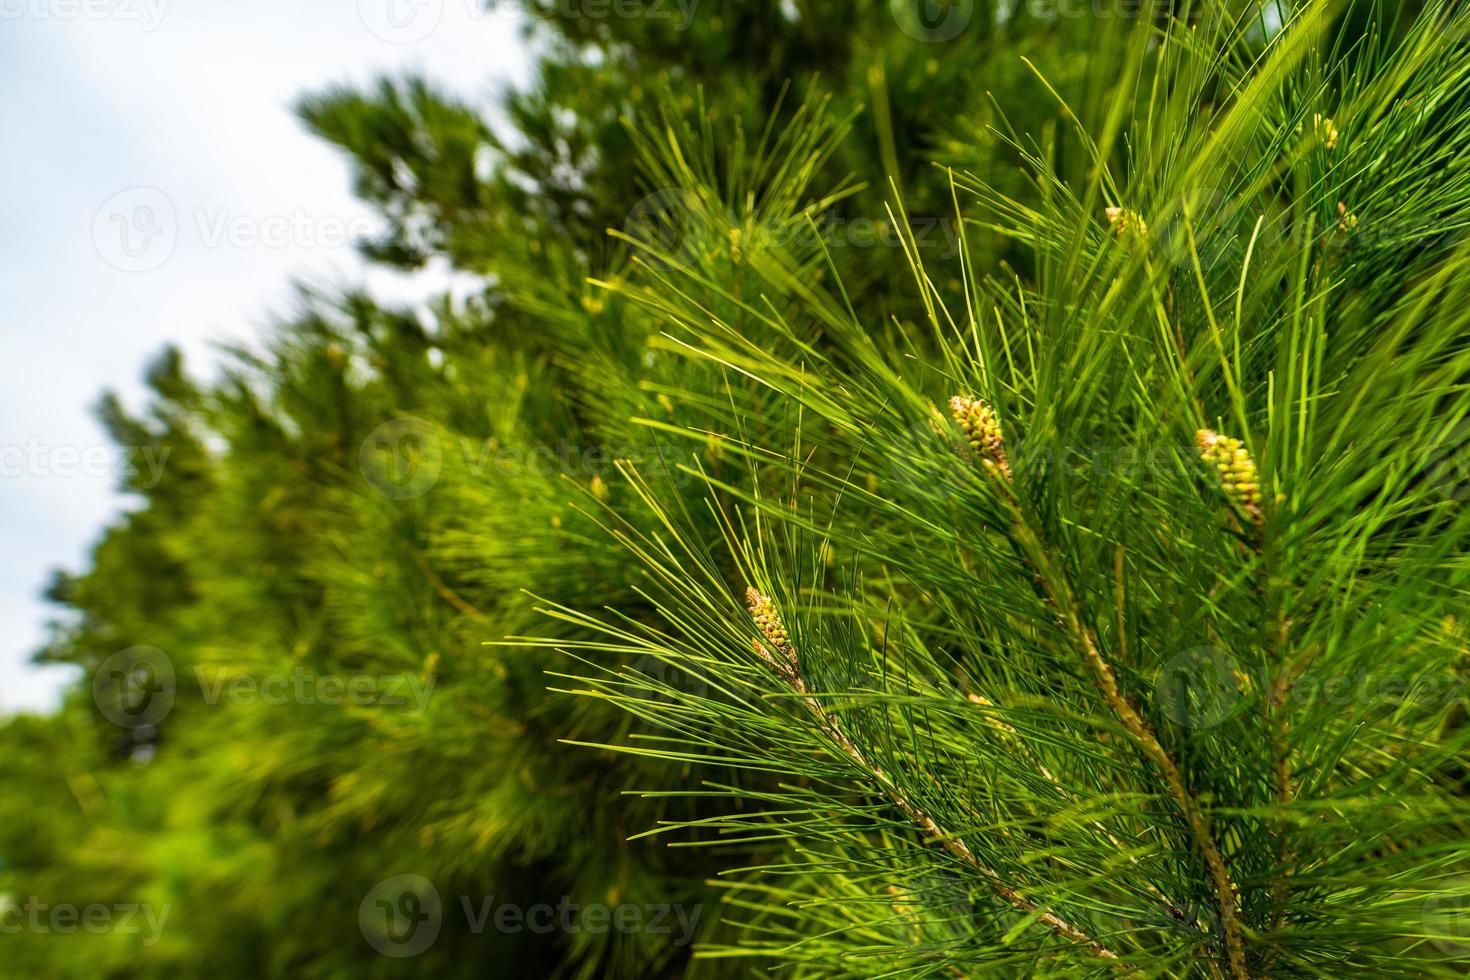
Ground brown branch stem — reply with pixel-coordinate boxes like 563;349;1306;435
985;464;1251;980
752;635;1130;967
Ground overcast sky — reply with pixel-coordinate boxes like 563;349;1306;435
0;1;530;714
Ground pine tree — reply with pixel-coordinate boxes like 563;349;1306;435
3;2;1467;978
542;3;1470;975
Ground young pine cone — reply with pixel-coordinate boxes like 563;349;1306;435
1104;206;1150;246
1314;114;1340;151
1196;429;1264;527
950;395;1012;479
746;588;799;679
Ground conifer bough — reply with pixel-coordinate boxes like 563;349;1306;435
746;588;1128;967
955;399;1251;978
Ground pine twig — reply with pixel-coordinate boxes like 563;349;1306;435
746;588;1131;968
1197;429;1296;943
966;692;1200;934
990;477;1249;979
953;401;1251;979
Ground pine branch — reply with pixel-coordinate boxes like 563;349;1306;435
746;588;1130;968
966;692;1200;935
954;401;1250;978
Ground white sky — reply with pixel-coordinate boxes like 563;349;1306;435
0;0;531;714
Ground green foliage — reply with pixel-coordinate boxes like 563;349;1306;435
4;2;1469;978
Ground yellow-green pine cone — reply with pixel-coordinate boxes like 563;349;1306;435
1104;206;1150;246
1314;114;1340;151
950;395;1013;479
746;587;798;677
1196;429;1264;526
